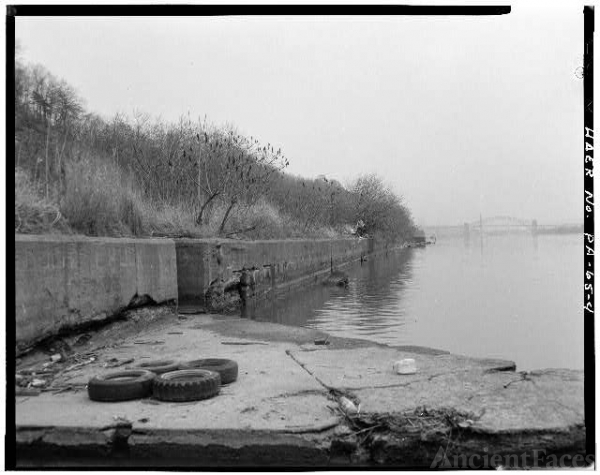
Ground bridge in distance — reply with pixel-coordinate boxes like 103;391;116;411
424;216;583;238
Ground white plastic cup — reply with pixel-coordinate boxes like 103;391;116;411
393;358;417;375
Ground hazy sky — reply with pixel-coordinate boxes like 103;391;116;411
16;5;584;226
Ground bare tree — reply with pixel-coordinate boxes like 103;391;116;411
350;174;412;241
215;132;288;234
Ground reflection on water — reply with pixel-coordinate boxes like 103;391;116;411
248;234;583;371
245;250;415;340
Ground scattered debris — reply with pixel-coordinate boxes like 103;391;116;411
167;331;183;335
353;424;383;435
393;358;417;375
50;354;62;363
457;419;475;429
73;333;92;346
112;415;132;425
65;357;96;372
44;383;87;394
17;369;56;376
334;424;353;436
221;341;268;346
16;370;53;390
138;418;149;423
338;406;485;442
339;396;360;415
314;336;331;346
104;357;134;369
43;339;73;360
134;340;165;345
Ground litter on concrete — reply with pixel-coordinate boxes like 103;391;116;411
393;358;417;374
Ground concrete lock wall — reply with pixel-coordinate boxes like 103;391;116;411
15;235;178;353
15;234;382;352
175;238;378;305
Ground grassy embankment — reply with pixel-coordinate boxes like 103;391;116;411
14;60;415;243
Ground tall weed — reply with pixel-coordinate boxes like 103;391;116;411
61;156;144;236
140;201;201;237
211;199;344;240
15;167;70;234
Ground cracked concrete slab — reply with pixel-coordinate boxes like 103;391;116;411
287;346;517;390
16;316;336;434
16;390;339;433
352;369;584;432
287;347;584;434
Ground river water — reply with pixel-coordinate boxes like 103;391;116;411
247;233;583;371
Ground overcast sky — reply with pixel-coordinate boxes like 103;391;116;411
16;4;584;226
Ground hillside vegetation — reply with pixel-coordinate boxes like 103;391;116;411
14;59;415;243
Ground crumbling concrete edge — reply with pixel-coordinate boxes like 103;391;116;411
15;418;587;468
15;425;332;467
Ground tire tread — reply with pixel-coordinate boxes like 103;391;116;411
153;369;221;402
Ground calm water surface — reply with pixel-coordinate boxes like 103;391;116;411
248;234;583;371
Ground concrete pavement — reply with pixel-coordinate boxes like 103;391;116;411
14;307;586;467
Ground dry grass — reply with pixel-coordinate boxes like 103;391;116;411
204;199;344;240
15;168;70;234
140;202;201;238
15;163;346;240
223;200;290;239
60;156;145;237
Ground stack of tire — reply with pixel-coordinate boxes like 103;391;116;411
87;359;238;403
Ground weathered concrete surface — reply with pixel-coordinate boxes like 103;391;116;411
16;327;334;433
287;347;583;432
15;235;178;353
175;238;382;307
14;310;586;467
15;312;338;466
287;346;516;390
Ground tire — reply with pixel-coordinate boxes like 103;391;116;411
153;369;221;402
134;359;180;375
179;358;238;384
88;370;155;402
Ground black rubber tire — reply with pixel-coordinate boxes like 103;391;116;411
153;369;221;402
178;358;238;384
134;359;180;375
88;370;155;402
